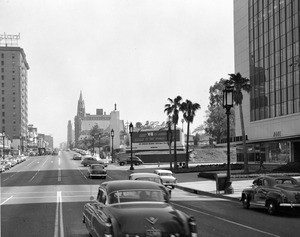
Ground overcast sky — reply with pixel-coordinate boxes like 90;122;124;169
1;0;234;147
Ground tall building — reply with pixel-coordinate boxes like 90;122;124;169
0;45;29;148
74;91;86;145
234;0;300;163
67;120;72;148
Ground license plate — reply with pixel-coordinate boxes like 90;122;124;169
146;229;161;237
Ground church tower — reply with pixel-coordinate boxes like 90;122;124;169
74;91;86;145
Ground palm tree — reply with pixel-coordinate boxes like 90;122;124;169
227;73;251;173
164;96;182;169
180;100;200;168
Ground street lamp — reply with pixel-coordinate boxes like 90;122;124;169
1;131;5;160
223;85;234;194
129;123;134;171
111;129;114;163
167;118;173;170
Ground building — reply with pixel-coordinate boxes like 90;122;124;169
73;92;125;150
44;135;54;150
67;120;72;149
234;0;300;163
0;43;29;150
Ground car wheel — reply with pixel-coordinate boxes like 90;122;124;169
135;162;139;166
83;164;87;167
242;196;250;209
120;162;124;166
267;200;278;215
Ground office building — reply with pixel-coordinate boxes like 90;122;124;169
234;0;299;163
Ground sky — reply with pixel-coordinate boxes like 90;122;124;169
1;0;234;147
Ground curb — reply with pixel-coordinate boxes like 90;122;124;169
176;185;241;202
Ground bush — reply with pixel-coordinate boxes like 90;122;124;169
272;162;300;173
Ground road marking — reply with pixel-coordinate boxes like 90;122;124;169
26;160;36;166
54;191;64;237
58;158;61;166
58;168;61;182
0;196;13;205
29;169;40;182
172;202;280;237
77;168;87;180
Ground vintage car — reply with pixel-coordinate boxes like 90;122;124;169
83;180;197;237
73;153;82;160
81;156;106;167
129;172;172;197
87;164;107;179
241;176;300;215
118;156;144;166
1;160;11;170
154;169;177;189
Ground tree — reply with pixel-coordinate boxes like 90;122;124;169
227;72;251;173
180;99;200;168
164;95;182;169
203;79;235;143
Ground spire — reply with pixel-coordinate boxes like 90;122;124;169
77;91;85;117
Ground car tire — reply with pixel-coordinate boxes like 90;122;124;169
83;164;87;167
267;200;278;215
242;196;250;209
120;162;124;166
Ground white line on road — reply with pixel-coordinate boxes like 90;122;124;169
0;196;13;205
54;191;64;237
58;168;61;182
77;167;87;180
172;202;280;237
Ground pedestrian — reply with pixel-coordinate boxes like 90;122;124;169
258;154;266;171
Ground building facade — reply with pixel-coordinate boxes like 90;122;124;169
0;46;29;148
67;120;72;149
234;0;300;163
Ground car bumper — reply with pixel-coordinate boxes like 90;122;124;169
89;173;107;177
279;203;300;208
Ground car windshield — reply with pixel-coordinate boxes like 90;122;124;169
136;177;162;184
92;165;104;170
109;189;164;204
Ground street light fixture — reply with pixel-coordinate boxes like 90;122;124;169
223;84;234;194
111;129;114;163
129;123;134;171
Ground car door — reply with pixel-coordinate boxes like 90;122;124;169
253;178;268;204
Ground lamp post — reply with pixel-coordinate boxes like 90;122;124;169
167;118;173;170
1;131;5;160
223;85;234;194
129;122;134;171
111;129;114;163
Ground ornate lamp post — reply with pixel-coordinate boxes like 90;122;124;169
111;129;114;163
223;85;234;194
129;122;134;171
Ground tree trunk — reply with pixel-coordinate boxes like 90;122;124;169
239;104;249;173
174;124;177;169
185;122;190;168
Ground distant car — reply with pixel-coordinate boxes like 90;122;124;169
129;172;172;197
1;160;11;170
241;176;300;215
87;164;107;179
81;156;105;167
118;156;143;166
154;170;177;189
0;163;5;172
8;157;18;167
82;180;197;237
73;153;82;160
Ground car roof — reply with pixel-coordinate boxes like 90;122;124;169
101;180;162;194
130;173;160;178
155;169;172;174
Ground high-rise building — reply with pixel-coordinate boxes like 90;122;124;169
67;120;72;148
0;46;29;147
234;0;300;163
74;91;85;145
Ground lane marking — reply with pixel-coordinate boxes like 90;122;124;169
54;191;64;237
77;168;87;180
26;160;36;167
58;168;61;182
0;196;13;205
172;202;280;237
29;169;40;182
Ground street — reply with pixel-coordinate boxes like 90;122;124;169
1;151;299;237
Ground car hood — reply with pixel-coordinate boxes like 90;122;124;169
107;202;189;235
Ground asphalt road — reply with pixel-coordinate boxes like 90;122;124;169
1;151;299;237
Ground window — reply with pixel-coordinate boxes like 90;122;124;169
1;53;3;58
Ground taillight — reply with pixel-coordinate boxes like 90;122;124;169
104;218;113;237
189;216;197;237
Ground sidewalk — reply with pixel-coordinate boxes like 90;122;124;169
176;179;253;201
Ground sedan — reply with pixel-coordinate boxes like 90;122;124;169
241;176;300;215
81;156;105;167
118;156;143;166
87;164;107;179
154;169;177;189
82;180;198;237
1;160;11;170
73;153;82;160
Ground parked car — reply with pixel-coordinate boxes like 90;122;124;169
8;157;18;167
118;156;143;166
82;180;197;237
87;164;107;179
241;176;300;215
81;156;105;167
0;163;5;172
129;172;172;197
154;169;177;189
73;153;82;160
1;160;11;170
